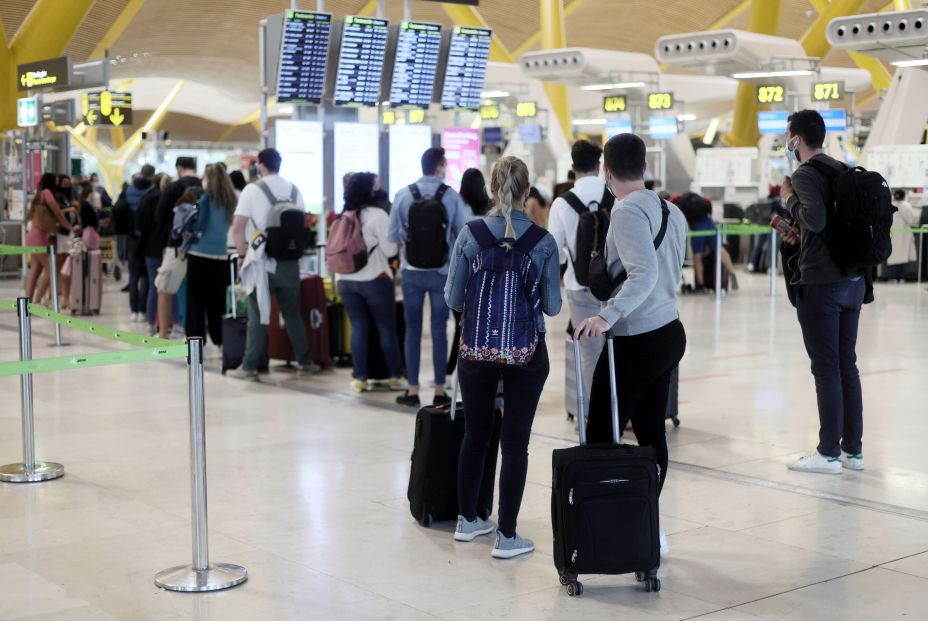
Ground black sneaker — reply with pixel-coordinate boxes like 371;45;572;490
433;394;452;407
396;391;421;408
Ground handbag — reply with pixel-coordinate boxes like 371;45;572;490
81;226;101;251
35;202;58;233
588;198;671;302
155;247;187;295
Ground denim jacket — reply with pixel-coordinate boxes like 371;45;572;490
444;210;562;333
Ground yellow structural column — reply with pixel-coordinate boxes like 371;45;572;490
721;0;782;147
801;0;867;59
513;0;587;59
540;0;572;143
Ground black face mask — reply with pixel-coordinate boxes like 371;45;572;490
58;185;72;199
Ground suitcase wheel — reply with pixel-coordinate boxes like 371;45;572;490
672;417;680;428
644;577;661;593
419;513;433;528
566;581;583;597
635;571;646;582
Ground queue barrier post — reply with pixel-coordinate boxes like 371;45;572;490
155;337;248;592
919;228;925;286
715;226;723;303
47;245;63;347
0;297;65;483
769;229;778;298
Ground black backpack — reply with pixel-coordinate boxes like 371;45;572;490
806;159;894;270
406;183;449;269
256;180;312;261
562;188;614;287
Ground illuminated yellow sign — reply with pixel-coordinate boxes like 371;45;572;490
480;104;500;120
408;109;426;124
756;84;786;104
812;80;844;102
17;56;70;92
603;95;627;113
516;102;537;118
647;92;673;111
82;91;133;127
383;110;396;125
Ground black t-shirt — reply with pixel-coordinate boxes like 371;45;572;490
146;176;202;258
80;202;99;230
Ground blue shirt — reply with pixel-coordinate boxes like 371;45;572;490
444;210;562;333
388;175;467;275
188;192;232;258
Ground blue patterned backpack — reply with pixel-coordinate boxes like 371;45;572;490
460;220;547;366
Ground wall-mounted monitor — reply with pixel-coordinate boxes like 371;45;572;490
821;109;847;132
385;21;442;109
389;125;434;195
436;26;492;111
333;16;389;107
519;124;542;144
757;110;788;135
483;126;504;144
276;10;333;104
333;123;380;212
649;115;678;139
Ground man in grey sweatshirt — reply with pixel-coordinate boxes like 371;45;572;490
574;134;688;545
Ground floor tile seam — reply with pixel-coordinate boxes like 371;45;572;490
876;550;928;570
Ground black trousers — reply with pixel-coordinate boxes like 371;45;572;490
587;320;686;495
447;310;463;375
185;254;228;346
457;339;549;538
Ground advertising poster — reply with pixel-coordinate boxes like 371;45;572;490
441;128;481;191
333;122;380;213
276;120;324;214
389;125;433;197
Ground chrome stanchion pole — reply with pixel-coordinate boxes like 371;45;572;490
0;297;64;483
155;337;247;592
769;230;778;298
918;229;925;286
47;245;62;346
715;227;723;303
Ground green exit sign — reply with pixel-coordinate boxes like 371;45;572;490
17;97;38;127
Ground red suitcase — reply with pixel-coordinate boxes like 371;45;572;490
70;250;103;315
267;275;331;366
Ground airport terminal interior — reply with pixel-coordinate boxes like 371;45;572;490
2;0;928;619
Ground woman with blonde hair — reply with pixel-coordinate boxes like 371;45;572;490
444;156;562;559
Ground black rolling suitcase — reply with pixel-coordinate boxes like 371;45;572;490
408;378;502;526
222;256;248;375
552;336;662;597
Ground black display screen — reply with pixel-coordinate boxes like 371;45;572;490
334;16;389;107
440;26;491;111
276;10;332;104
389;21;442;109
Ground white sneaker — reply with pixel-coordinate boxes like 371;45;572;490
454;516;495;542
842;451;864;471
129;312;139;322
659;530;669;555
787;452;843;475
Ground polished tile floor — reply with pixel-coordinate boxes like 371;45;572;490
0;270;926;620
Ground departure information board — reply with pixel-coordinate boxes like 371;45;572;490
276;10;332;104
389;21;442;108
440;26;491;111
334;16;389;107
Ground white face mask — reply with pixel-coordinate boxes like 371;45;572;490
786;137;802;163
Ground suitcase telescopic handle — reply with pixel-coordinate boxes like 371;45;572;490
573;338;587;446
574;334;620;446
605;334;621;445
449;371;459;421
229;254;238;320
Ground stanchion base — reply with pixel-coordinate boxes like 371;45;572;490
155;563;248;592
0;462;65;483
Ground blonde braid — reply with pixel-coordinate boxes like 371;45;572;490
489;156;530;238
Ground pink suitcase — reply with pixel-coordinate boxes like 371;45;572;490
70;250;103;315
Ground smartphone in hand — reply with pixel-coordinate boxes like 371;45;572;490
771;215;795;236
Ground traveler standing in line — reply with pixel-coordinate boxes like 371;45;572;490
388;147;467;407
780;110;869;474
888;189;918;282
232;148;314;378
445;156;562;559
333;172;404;392
185;164;236;349
25;173;76;305
229;170;247;195
548;140;610;418
137;173;169;335
151;158;202;338
574;134;688;555
524;186;549;228
114;165;155;321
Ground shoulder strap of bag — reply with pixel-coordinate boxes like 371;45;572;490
612;197;672;288
514;223;548;254
408;184;422;201
561;191;587;215
289;184;298;204
601;187;615;211
434;184;449;203
467;220;498;249
256;179;284;206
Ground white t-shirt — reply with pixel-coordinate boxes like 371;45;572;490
338;207;398;282
548;175;609;291
234;175;305;243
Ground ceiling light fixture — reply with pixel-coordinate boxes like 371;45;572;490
731;70;815;79
677;114;696;122
579;81;647;91
278;105;294;115
890;58;928;67
480;90;511;98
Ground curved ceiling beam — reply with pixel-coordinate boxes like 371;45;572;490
88;0;148;60
442;4;514;63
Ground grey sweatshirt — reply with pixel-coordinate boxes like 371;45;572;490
598;189;688;337
786;153;864;284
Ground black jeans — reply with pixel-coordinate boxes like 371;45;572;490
457;339;549;538
126;236;148;313
587;320;686;495
447;310;463;375
796;278;865;458
185;254;228;346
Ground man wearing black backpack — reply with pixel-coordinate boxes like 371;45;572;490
388;147;467;407
549;140;612;417
781;109;891;475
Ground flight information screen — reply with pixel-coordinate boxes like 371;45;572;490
276;10;332;104
440;26;492;111
334;16;389;107
389;21;442;109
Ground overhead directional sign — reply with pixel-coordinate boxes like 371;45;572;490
17;56;71;91
603;95;627;113
82;91;133;127
647;92;674;111
756;84;785;104
480;104;499;120
516;101;537;118
812;80;844;102
17;97;39;127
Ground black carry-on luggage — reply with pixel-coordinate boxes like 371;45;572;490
407;376;502;526
552;336;662;596
222;255;250;375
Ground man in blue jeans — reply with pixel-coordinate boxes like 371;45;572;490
780;110;869;475
388;147;467;407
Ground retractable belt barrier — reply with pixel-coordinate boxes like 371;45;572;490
0;244;48;256
0;297;248;593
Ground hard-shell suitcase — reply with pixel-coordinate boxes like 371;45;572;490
70;250;103;315
222;256;247;375
407;377;502;526
267;274;331;366
552;337;662;597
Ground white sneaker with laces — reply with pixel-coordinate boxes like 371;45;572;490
842;451;864;471
788;452;842;474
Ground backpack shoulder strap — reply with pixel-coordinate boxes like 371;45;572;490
804;158;844;180
601;187;615;211
466;220;497;249
652;199;671;250
561;191;587;215
256;179;280;205
434;184;449;202
289;184;298;204
408;184;422;201
514;223;548;254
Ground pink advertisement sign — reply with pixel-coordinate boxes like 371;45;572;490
441;128;481;191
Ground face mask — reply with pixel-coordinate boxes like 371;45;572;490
786;137;802;163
